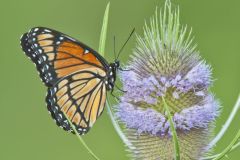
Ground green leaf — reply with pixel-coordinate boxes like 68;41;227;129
106;100;134;148
98;2;110;56
162;97;180;160
62;112;100;160
97;2;134;151
61;3;112;160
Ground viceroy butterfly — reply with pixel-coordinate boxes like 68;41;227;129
20;27;133;135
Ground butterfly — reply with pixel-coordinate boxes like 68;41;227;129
20;27;133;135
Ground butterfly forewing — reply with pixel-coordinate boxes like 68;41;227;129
21;27;110;135
20;27;107;87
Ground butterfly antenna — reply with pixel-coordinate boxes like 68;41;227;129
116;28;135;60
113;36;116;60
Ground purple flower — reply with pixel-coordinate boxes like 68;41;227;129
114;1;220;159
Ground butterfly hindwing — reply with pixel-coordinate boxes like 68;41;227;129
46;68;107;134
20;27;108;87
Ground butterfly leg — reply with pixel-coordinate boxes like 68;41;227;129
115;84;127;93
111;89;120;101
119;67;132;71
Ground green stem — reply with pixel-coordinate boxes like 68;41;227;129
231;140;240;151
206;94;240;151
213;129;240;160
202;94;240;160
62;112;100;160
162;97;180;160
202;129;240;160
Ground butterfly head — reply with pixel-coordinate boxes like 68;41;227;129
110;60;120;74
114;60;120;68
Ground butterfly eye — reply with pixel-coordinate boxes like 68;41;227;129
115;61;120;67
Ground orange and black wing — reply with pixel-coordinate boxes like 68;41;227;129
46;68;107;134
20;27;108;87
20;27;109;134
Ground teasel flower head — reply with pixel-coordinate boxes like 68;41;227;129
115;1;220;159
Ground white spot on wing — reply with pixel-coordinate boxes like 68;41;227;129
42;56;46;61
84;49;89;54
66;36;76;41
58;114;62;118
37;59;42;64
44;29;51;32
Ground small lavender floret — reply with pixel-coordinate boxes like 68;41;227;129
117;94;219;136
121;60;212;105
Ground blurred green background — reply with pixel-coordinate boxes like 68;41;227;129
0;0;239;159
